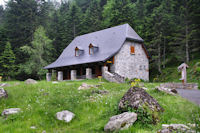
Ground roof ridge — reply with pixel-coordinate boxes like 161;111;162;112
76;23;129;38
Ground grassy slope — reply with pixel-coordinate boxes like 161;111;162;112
0;79;199;133
153;59;200;88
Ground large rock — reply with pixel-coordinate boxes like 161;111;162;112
119;87;164;112
0;83;11;87
118;87;164;123
91;89;109;95
160;83;198;90
0;88;8;99
78;83;101;90
52;81;58;84
104;112;137;132
158;124;195;133
56;110;75;123
155;86;177;95
1;108;21;116
25;79;38;84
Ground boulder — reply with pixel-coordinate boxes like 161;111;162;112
56;110;75;123
0;83;11;87
104;112;137;132
25;79;37;84
92;90;109;95
119;87;164;112
0;88;8;99
1;108;21;116
14;82;20;86
155;86;177;95
118;87;164;123
78;83;101;90
142;87;148;90
158;124;195;133
30;126;36;129
52;81;58;84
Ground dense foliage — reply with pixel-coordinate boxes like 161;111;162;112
0;0;199;80
19;26;53;80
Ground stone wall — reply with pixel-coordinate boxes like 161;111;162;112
103;68;125;83
112;41;149;81
160;83;199;90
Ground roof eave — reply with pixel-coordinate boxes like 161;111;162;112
126;37;144;43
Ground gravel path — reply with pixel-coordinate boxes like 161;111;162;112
177;89;200;105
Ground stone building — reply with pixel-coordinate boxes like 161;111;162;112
44;24;150;82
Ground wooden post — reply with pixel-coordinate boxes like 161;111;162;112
178;63;189;84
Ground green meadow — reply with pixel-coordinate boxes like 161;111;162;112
0;79;199;133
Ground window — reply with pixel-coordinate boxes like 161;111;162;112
130;45;135;54
89;43;98;55
75;47;79;56
89;44;94;55
75;46;84;56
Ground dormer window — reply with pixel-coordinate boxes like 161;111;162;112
89;43;98;55
89;44;94;55
75;46;84;57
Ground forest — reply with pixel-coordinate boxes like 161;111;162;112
0;0;199;80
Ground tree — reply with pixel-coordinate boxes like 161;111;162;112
68;2;82;38
102;0;135;27
0;5;4;24
172;0;200;63
19;26;53;79
81;0;102;34
0;42;16;79
4;0;38;64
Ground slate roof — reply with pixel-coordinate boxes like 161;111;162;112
44;24;144;69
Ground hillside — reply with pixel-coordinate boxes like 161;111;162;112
0;79;199;132
152;59;200;89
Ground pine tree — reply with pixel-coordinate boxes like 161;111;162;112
0;42;16;79
173;0;200;63
68;2;82;38
102;0;135;27
81;0;102;34
4;0;38;64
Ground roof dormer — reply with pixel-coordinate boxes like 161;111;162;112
75;46;84;57
89;43;98;55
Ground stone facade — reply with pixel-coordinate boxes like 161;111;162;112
112;41;149;81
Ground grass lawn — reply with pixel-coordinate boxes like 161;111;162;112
0;79;199;133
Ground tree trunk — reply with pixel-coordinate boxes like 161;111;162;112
73;23;76;38
163;37;166;68
185;2;189;63
158;42;161;73
185;22;189;63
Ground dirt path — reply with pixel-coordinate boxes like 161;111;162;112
177;89;200;105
